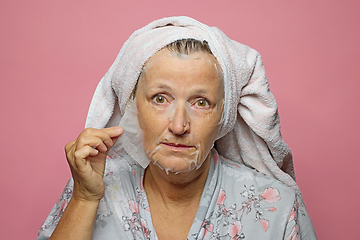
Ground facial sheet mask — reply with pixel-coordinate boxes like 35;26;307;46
121;100;222;175
119;95;223;175
119;51;224;174
146;98;202;174
118;100;150;168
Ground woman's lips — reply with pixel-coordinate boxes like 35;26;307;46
161;142;193;151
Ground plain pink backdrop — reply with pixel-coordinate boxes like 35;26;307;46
1;1;359;239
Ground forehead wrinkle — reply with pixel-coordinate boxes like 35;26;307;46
139;49;224;99
144;51;219;77
145;66;219;86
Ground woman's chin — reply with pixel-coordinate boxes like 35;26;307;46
151;157;200;175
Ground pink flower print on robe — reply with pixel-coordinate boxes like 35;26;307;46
123;199;151;239
198;218;214;238
129;200;139;215
228;221;245;239
258;187;281;232
259;219;269;233
58;199;68;214
123;200;141;233
141;219;151;240
261;187;281;203
216;189;237;226
217;188;226;205
286;224;299;240
136;176;150;211
238;186;281;232
286;199;300;240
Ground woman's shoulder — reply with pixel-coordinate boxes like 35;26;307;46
215;152;296;204
202;151;315;239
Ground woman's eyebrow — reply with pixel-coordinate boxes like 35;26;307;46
148;83;172;91
148;83;213;96
192;89;210;95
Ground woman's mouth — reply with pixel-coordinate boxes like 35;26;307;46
161;142;193;151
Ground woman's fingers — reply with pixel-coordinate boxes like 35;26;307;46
102;127;123;147
65;127;123;173
76;127;123;151
64;127;123;201
104;126;123;137
76;135;108;152
73;146;99;173
65;140;76;155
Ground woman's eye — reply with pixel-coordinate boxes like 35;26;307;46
195;99;209;107
153;95;166;104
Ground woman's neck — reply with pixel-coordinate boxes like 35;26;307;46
143;157;211;240
143;157;210;207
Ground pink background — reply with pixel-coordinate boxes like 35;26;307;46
1;1;359;239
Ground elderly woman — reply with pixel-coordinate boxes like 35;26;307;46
37;17;317;240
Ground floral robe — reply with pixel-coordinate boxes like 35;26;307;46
37;149;317;240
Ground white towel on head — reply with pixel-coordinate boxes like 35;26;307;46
85;16;298;191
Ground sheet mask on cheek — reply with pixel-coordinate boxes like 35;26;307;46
148;99;197;174
117;100;150;168
140;98;223;175
134;51;225;175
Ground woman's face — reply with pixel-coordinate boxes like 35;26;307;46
135;49;224;174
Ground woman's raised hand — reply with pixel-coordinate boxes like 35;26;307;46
65;127;123;202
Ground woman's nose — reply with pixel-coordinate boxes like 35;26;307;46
168;104;190;135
